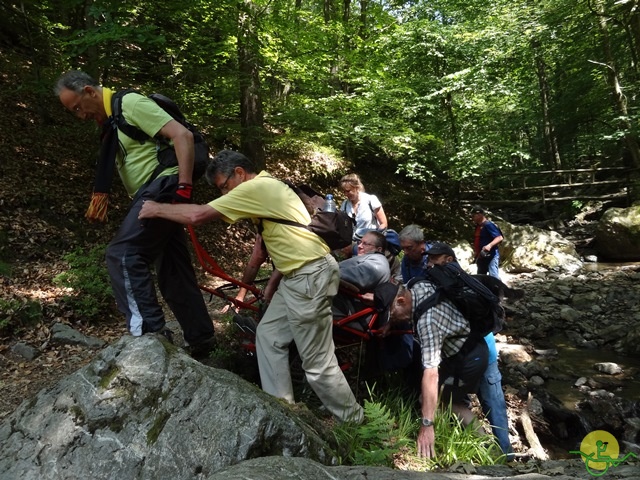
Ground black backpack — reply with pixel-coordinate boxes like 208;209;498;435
111;90;209;183
407;262;505;350
261;181;355;250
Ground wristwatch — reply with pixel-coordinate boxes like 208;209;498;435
421;418;434;427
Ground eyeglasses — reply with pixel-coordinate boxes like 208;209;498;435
359;241;376;248
218;173;234;194
70;92;87;114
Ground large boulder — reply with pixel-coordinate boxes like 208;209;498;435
453;222;582;274
595;204;640;260
0;336;335;480
495;222;582;273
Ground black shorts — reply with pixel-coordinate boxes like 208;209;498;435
439;340;489;405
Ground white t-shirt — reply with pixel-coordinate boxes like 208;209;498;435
340;191;382;239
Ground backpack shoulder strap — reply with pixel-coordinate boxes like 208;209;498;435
406;276;443;321
258;179;312;230
111;89;149;144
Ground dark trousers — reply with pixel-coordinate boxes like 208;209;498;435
105;175;214;345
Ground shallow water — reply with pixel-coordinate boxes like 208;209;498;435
580;261;640;272
538;335;640;408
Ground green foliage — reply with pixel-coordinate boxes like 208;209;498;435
333;384;415;466
53;244;114;321
0;298;43;335
0;260;10;277
333;384;501;469
423;400;502;470
571;200;584;215
16;0;640;203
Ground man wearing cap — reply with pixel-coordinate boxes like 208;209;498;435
471;206;503;278
389;241;489;459
425;242;513;460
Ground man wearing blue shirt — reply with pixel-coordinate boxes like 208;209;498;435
398;224;430;283
471;207;503;278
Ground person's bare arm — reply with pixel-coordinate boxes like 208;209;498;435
416;367;439;458
222;235;270;312
158;119;195;184
374;205;388;231
263;270;283;302
482;234;504;253
139;200;220;225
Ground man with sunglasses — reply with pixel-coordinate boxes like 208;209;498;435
54;71;216;358
139;150;363;424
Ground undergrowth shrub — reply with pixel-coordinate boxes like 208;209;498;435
53;244;114;320
0;298;42;335
0;259;10;277
333;384;416;466
333;384;502;469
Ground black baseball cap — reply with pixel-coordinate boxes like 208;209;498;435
470;205;486;215
425;241;457;259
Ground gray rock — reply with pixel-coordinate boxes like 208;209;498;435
498;223;583;274
529;375;545;386
11;342;40;361
594;362;623;375
208;456;602;480
0;336;334;480
595;205;640;260
559;306;581;322
50;322;106;349
574;377;588;387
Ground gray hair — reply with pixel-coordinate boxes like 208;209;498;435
206;150;256;185
54;70;100;96
399;224;424;243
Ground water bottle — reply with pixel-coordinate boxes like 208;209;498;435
323;194;337;212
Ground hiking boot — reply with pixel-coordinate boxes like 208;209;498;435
189;336;217;360
143;325;175;344
158;327;175;345
233;314;258;335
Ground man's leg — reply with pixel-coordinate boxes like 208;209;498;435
440;341;489;426
476;256;489;275
255;289;295;402
106;180;176;336
256;255;363;422
155;226;215;346
289;255;362;422
488;251;500;279
477;361;513;458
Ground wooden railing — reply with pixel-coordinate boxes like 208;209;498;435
461;167;636;206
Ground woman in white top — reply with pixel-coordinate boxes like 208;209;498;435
339;173;388;249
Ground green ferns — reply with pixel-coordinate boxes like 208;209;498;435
333;384;502;470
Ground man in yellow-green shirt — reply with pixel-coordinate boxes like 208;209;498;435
55;71;215;357
139;150;363;423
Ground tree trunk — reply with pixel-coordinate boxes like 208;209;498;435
594;0;640;171
532;40;561;170
238;1;265;171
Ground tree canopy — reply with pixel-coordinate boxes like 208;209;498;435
4;0;640;188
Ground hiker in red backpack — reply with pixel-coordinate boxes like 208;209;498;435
471;206;504;278
55;70;216;358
